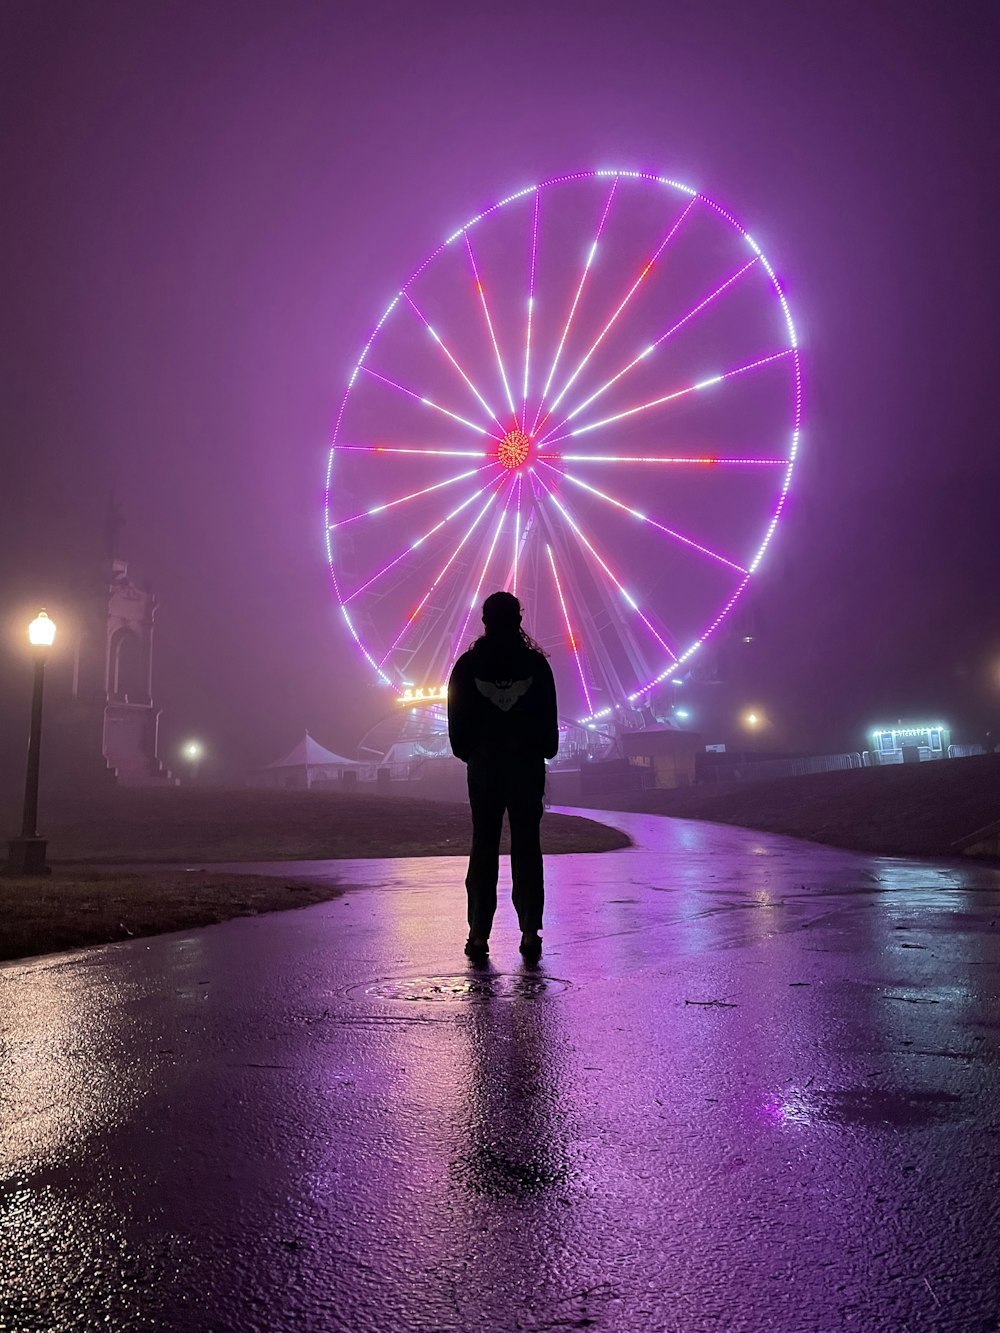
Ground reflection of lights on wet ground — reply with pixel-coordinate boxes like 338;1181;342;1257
763;1085;967;1130
760;1089;814;1126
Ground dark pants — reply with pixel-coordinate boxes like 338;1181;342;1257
465;753;546;937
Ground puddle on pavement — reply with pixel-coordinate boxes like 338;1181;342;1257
765;1086;965;1129
352;973;571;1002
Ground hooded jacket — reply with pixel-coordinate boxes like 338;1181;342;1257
447;636;558;763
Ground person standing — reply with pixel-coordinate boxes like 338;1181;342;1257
447;591;558;960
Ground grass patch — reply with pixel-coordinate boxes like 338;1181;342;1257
0;786;631;864
0;868;344;964
597;752;1000;858
0;787;630;963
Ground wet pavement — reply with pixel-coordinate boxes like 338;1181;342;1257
2;809;1000;1333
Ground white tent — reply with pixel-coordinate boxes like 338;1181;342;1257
249;732;364;789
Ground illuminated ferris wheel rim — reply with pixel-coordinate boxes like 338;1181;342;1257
325;168;803;724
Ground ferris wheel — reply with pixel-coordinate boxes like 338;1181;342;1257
325;170;801;730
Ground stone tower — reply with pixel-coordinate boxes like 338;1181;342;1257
69;508;174;786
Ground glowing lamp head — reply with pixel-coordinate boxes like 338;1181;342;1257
497;428;531;471
183;740;204;761
743;710;762;729
28;610;56;648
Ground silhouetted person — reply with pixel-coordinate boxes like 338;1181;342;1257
448;591;558;960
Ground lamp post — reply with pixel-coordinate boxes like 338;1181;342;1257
6;611;57;876
182;739;204;783
740;708;766;752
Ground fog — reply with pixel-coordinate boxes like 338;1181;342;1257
1;0;997;785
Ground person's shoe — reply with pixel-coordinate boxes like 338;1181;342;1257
464;935;489;959
519;931;542;959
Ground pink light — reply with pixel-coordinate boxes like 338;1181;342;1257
452;480;516;658
512;472;523;595
465;234;518;422
622;572;753;712
554;257;760;432
546;543;593;715
343;477;503;603
531;177;618;434
377;483;505;667
540;196;697;426
548;453;784;466
522;189;540;420
548;348;794;444
535;472;677;662
328;465;494;529
340;606;392;686
539;461;748;574
335;444;488;458
403;292;505;430
360;366;504;441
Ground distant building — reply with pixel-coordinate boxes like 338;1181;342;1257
868;722;950;765
622;726;701;789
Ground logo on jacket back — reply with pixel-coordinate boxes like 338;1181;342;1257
475;677;532;713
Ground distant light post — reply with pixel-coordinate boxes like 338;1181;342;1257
182;739;204;783
5;611;57;876
742;709;767;734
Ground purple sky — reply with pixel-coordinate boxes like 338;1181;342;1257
1;0;998;781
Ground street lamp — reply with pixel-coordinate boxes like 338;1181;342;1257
5;611;57;876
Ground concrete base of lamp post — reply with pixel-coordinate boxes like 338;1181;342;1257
4;837;51;876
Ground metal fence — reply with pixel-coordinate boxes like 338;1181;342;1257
702;751;865;785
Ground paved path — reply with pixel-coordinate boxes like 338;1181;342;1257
2;810;999;1333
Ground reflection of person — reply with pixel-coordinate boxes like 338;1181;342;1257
447;591;558;960
452;988;570;1202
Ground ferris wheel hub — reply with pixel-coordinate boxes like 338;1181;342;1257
498;427;532;470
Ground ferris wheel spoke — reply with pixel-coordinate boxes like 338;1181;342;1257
450;479;517;661
533;471;677;663
328;464;496;530
376;481;507;668
537;196;697;433
533;471;674;698
402;292;506;431
538;460;749;574
334;444;489;458
552;257;759;435
542;348;794;445
549;451;785;466
545;542;594;717
360;366;504;441
465;233;519;422
511;473;524;595
521;189;540;424
343;476;504;603
531;177;619;435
